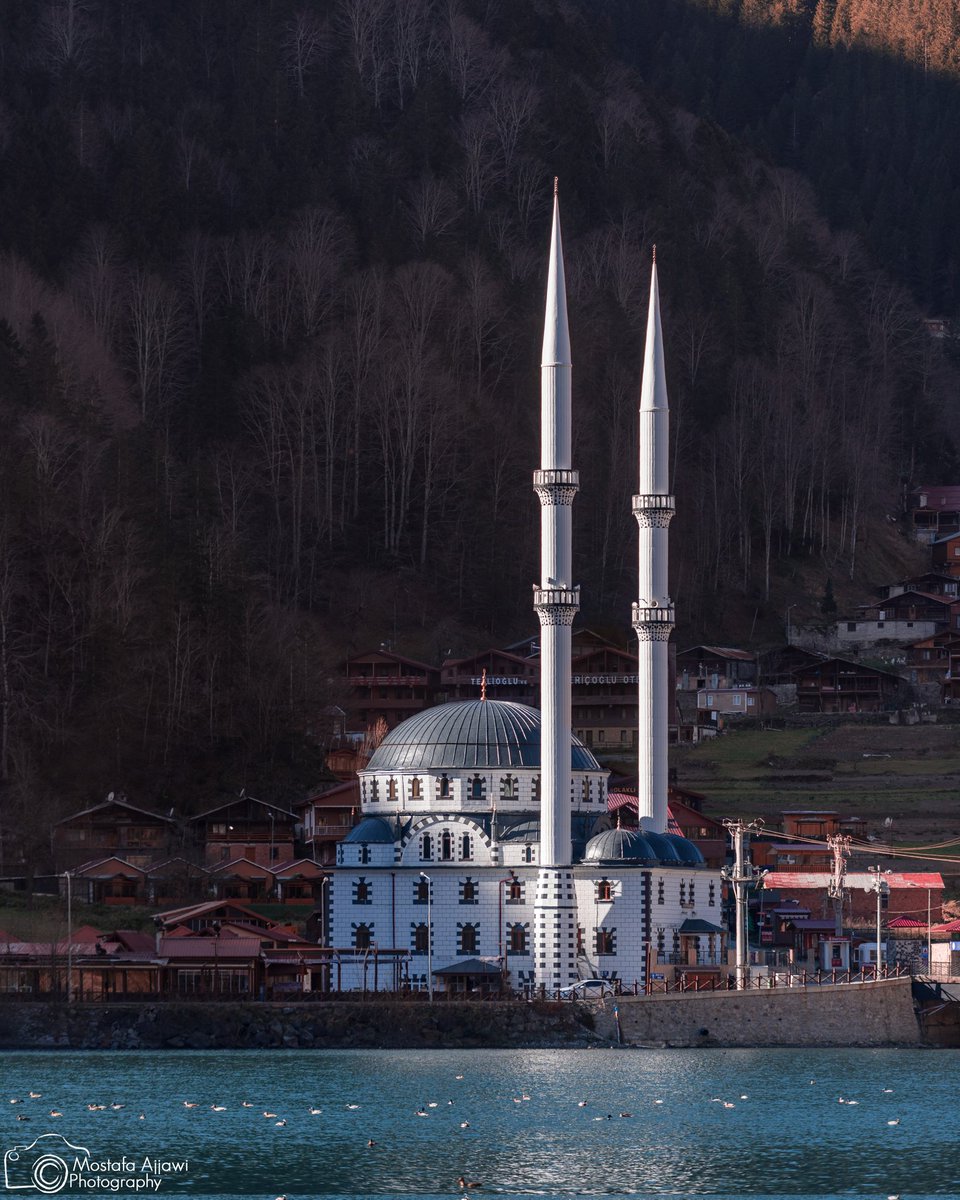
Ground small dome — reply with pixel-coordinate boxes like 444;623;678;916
342;817;394;844
583;828;656;865
664;834;705;865
366;699;602;772
641;830;681;862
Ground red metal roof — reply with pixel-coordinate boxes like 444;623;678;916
764;871;944;890
159;937;262;958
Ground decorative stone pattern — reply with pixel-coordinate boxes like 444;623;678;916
631;602;675;641
534;469;580;507
633;492;675;531
534;585;580;626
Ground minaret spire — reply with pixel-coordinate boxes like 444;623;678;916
632;253;675;834
532;185;579;991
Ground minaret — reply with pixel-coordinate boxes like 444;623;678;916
532;182;579;991
632;250;674;834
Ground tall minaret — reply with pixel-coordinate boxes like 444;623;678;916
632;250;674;834
533;182;579;991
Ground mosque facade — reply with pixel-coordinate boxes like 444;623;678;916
327;194;724;994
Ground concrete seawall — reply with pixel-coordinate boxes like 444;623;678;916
0;978;925;1050
603;977;923;1048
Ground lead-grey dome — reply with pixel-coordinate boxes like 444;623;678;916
366;700;602;772
583;828;657;865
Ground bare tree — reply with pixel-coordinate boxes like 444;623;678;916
281;9;328;99
39;0;97;74
126;269;193;422
404;176;461;246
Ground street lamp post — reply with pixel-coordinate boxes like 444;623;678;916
64;871;73;1004
870;866;889;976
419;872;433;1002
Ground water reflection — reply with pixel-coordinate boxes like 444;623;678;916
0;1047;955;1197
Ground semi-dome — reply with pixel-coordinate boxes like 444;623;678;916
640;830;682;862
366;699;602;773
583;828;657;865
342;816;395;844
664;833;705;864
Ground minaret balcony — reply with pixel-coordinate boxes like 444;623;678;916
534;469;580;506
632;493;675;528
631;602;675;641
534;585;580;626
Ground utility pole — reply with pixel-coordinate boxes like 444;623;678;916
870;865;889;976
721;819;765;990
826;834;851;936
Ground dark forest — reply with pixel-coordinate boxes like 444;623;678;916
0;0;958;829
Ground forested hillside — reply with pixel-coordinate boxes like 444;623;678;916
0;0;956;827
608;0;960;313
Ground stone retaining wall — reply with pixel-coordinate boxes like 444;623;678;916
0;999;596;1051
0;977;925;1050
603;977;922;1047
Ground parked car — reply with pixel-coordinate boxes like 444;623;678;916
557;978;614;1000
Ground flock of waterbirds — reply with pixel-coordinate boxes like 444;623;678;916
7;1074;908;1197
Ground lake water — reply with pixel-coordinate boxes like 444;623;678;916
0;1048;954;1199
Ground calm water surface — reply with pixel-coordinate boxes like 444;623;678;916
0;1048;954;1199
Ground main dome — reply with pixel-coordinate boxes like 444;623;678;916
366;699;602;772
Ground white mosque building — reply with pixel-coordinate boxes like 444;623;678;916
326;192;724;995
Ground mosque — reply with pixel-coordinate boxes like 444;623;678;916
327;191;725;994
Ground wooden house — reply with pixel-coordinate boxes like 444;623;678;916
793;657;905;713
190;794;297;868
345;649;440;731
908;486;960;542
295;780;360;866
53;797;178;872
676;645;757;691
70;857;146;905
439;649;537;705
905;632;960;692
932;531;960;579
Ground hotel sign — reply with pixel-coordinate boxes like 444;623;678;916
468;674;639;686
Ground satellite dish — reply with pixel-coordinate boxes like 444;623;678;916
883;817;893;828
106;791;114;802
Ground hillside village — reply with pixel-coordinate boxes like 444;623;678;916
3;482;959;1003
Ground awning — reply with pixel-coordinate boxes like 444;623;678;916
432;958;502;977
678;919;726;936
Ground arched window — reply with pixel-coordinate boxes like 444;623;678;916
501;774;518;799
469;775;484;800
421;833;433;861
438;774;451;799
532;776;540;802
460;878;476;903
410;777;421;800
354;878;370;903
413;923;429;954
507;879;523;903
354;923;372;950
596;878;612;902
581;778;590;804
415;878;429;903
441;830;453;861
370;779;379;801
387;778;397;801
460;833;473;860
509;924;527;954
459;925;478;955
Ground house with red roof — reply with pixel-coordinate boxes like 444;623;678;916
762;871;944;925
